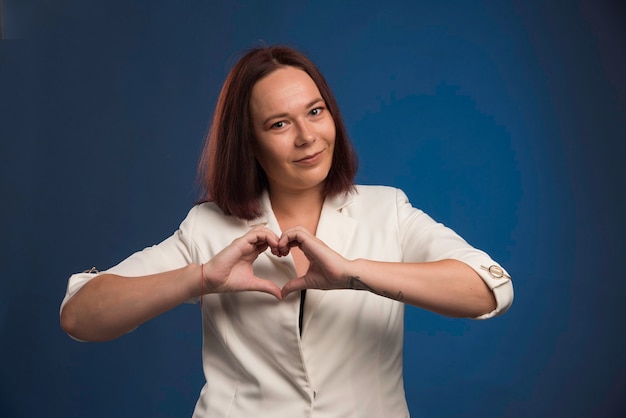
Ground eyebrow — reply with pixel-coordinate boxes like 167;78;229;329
261;98;325;126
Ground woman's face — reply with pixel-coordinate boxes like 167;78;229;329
249;66;336;195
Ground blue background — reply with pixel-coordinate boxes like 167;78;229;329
1;0;625;416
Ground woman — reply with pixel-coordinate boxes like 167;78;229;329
60;46;513;417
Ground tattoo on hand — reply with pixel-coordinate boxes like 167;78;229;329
347;276;403;301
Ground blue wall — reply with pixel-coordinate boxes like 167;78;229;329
1;0;624;416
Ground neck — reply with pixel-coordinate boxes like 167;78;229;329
268;186;324;232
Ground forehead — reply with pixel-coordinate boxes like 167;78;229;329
250;66;322;114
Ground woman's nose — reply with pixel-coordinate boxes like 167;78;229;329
295;121;316;146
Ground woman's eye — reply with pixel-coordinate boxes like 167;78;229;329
310;107;323;116
271;121;285;129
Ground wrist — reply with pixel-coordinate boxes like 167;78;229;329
181;264;204;299
344;258;364;288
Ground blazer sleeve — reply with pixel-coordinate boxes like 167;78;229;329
395;188;514;318
60;205;202;318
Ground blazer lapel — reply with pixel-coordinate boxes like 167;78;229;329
315;190;357;255
302;190;358;335
248;191;298;282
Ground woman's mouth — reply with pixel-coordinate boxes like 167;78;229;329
295;150;324;164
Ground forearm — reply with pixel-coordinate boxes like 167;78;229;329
60;264;201;342
347;258;496;317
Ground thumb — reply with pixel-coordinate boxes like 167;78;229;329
249;277;284;300
281;276;308;299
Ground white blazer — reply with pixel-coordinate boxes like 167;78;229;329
61;185;513;417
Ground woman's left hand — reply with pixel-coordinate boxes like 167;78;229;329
278;226;352;298
277;226;500;318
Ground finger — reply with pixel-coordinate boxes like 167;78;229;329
237;228;280;257
246;227;279;245
254;242;269;255
281;276;308;299
277;226;312;254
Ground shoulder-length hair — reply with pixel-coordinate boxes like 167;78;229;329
197;46;358;220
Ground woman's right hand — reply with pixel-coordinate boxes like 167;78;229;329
201;226;283;300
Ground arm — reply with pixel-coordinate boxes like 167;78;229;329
345;258;495;317
61;226;283;342
60;265;201;342
279;226;509;318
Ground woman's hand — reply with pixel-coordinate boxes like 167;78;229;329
275;226;497;317
205;226;497;318
204;225;352;300
277;226;352;298
202;226;283;300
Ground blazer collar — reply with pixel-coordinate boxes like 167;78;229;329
246;189;356;237
246;188;358;265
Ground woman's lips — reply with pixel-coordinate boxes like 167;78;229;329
295;150;323;164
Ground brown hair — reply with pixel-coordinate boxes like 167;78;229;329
198;46;358;220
